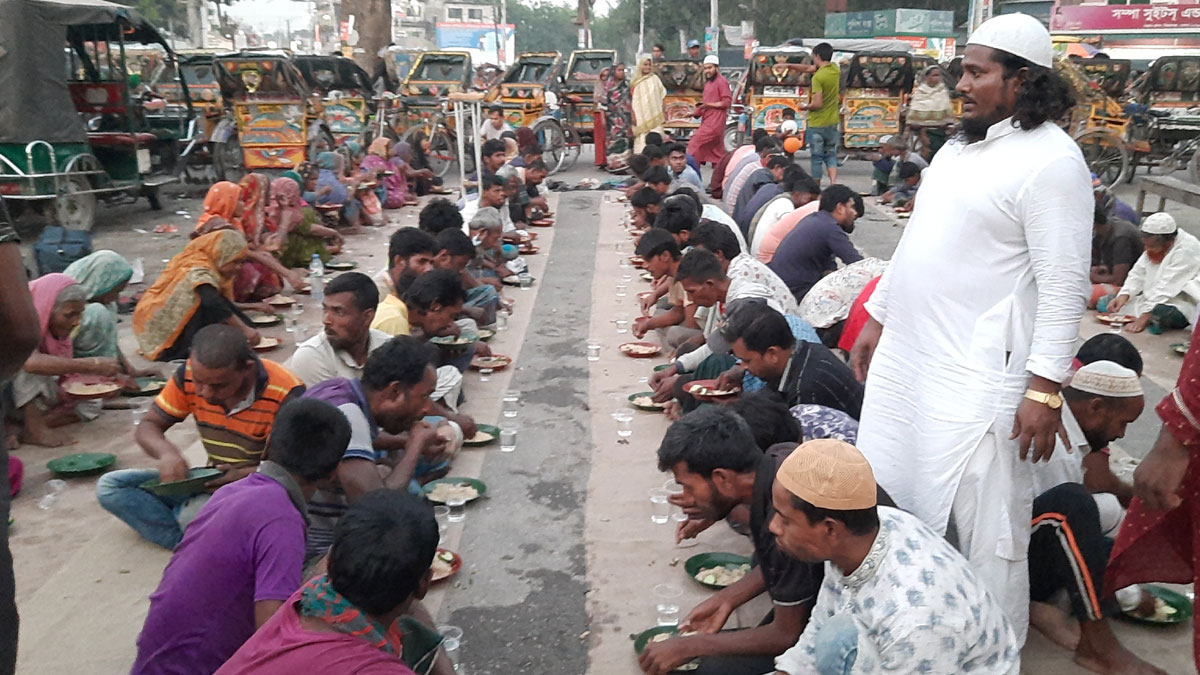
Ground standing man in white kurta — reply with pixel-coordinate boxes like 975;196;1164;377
848;14;1093;657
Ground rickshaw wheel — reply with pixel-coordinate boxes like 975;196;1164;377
560;126;582;171
1074;128;1130;191
213;134;244;183
57;175;96;232
532;118;567;174
428;130;456;178
723;124;743;153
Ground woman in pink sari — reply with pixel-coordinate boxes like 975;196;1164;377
362;137;411;209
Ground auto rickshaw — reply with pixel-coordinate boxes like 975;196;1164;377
485;52;571;172
735;46;813;148
1074;55;1200;187
212;50;315;181
0;0;194;231
149;50;222;180
559;49;616;148
655;60;705;140
294;54;374;144
841;51;913;149
383;46;422;90
399;50;475;177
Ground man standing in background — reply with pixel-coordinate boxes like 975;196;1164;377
687;55;731;168
802;43;841;185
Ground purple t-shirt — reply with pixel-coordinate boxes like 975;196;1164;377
132;473;306;675
216;589;416;675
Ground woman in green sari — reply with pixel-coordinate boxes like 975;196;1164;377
63;251;158;380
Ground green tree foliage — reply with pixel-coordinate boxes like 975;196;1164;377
508;1;580;57
131;0;189;36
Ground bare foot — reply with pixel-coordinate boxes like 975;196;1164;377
1030;601;1080;651
21;426;74;448
1075;620;1167;675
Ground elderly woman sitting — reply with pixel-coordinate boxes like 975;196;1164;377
314;152;368;232
64;251;158;382
9;274;127;447
1108;212;1200;334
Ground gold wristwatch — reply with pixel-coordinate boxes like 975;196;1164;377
1024;389;1063;409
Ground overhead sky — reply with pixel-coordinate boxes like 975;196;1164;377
227;0;620;36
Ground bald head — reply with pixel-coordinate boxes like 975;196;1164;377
191;324;253;370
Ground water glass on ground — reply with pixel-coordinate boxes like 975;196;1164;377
615;411;633;438
290;300;304;316
587;339;601;361
446;497;466;523
615;313;630;333
479;367;493;382
663;480;688;522
502;390;520;418
616;283;628;298
129;398;150;429
654;584;683;627
434;505;449;544
500;422;518;452
438;626;463;671
497;312;509;331
518;273;533;290
649;488;671;524
39;479;66;511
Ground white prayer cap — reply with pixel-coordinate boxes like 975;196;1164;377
1141;212;1177;235
1068;361;1143;398
703;55;720;66
879;134;903;148
967;14;1054;69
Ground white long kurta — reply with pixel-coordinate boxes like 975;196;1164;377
1117;229;1200;320
857;118;1092;643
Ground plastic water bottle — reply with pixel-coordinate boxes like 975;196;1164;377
308;254;325;302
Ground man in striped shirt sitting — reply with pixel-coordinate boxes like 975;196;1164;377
96;324;305;549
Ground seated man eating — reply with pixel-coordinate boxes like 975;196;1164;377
97;324;304;549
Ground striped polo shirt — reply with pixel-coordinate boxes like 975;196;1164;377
153;358;305;466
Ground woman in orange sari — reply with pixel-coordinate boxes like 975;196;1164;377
192;181;304;301
133;230;263;361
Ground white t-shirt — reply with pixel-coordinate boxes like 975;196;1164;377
479;120;513;141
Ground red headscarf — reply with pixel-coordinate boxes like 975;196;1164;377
28;273;80;358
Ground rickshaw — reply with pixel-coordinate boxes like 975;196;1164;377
1062;56;1200;188
733;45;814;149
149;50;223;180
558;49;616;151
294;54;374;144
211;50;316;181
841;52;913;149
655;60;706;140
399;50;475;177
485;52;571;173
473;63;504;92
383;46;422;90
0;0;194;231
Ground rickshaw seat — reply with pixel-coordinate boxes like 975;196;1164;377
87;132;158;148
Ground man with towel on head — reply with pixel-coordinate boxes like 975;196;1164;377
772;439;1018;674
847;13;1094;656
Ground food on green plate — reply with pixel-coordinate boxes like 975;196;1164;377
473;356;509;368
647;632;699;669
695;564;750;587
690;384;738;397
265;295;294;305
427;483;479;502
466;430;494;443
247;312;279;325
255;337;280;349
632;396;662;408
1139;596;1179;622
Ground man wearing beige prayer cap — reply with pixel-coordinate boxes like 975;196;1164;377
771;439;1018;674
848;12;1093;654
1026;361;1167;675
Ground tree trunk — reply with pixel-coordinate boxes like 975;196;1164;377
343;0;391;71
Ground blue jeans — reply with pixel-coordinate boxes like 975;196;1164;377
96;468;203;549
808;124;840;177
813;613;859;675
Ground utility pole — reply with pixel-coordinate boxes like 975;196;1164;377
500;0;507;64
637;0;644;57
710;0;718;54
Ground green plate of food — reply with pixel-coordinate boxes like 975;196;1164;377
245;311;284;327
139;467;223;497
1122;584;1194;625
684;552;752;590
633;627;699;671
1171;342;1190;355
653;363;673;373
122;376;167;396
501;275;535;287
463;424;499;447
324;260;357;271
47;452;116;478
429;335;478;351
628;392;665;412
422;477;488;503
476;328;496;341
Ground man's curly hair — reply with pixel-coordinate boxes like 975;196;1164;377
995;51;1075;130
